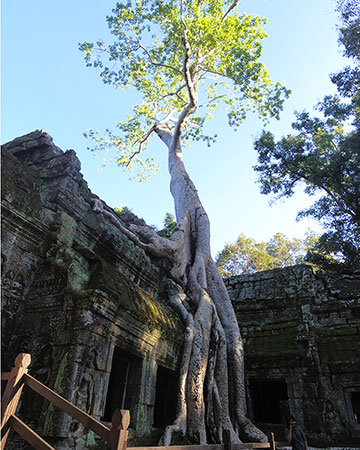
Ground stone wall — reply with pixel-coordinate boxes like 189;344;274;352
226;265;360;445
1;131;183;449
2;131;360;448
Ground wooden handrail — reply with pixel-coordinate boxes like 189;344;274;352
1;353;31;449
1;372;11;381
269;433;275;450
9;416;56;450
109;409;130;450
1;354;276;450
1;354;130;450
23;373;110;441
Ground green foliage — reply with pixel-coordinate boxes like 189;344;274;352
163;212;177;234
336;0;360;61
253;1;360;271
80;0;290;180
114;205;134;216
80;179;89;194
215;231;318;277
305;231;360;271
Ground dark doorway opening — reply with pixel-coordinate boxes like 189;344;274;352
249;380;288;424
350;391;360;424
153;366;178;428
102;347;142;423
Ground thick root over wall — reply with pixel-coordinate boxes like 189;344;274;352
158;206;267;445
92;125;267;445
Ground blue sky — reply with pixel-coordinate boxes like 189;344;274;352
2;0;347;257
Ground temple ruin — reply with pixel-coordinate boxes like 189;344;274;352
2;131;360;448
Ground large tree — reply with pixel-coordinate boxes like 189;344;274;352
216;232;318;277
80;0;288;444
253;0;360;271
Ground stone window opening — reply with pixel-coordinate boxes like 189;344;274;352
249;380;288;424
153;365;178;429
102;346;142;424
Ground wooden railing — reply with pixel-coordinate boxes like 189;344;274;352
1;353;276;450
1;353;129;450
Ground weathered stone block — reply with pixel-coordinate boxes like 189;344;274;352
226;265;360;445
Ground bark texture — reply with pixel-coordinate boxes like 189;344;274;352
154;126;267;444
93;120;267;444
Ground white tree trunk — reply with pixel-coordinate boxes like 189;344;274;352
92;123;267;444
153;127;267;445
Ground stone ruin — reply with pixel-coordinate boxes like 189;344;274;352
1;131;183;449
225;267;360;445
1;131;360;448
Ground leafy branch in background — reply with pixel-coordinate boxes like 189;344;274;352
163;212;177;235
253;0;360;271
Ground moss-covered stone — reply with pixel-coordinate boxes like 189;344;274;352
2;131;184;449
227;265;360;445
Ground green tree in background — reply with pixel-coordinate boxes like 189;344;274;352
216;234;272;276
80;0;289;444
216;231;318;277
163;212;177;235
253;0;360;271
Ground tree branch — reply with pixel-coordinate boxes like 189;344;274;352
127;127;156;167
139;42;182;76
91;198;183;259
198;65;235;82
221;0;242;22
281;157;358;221
161;83;188;104
172;29;199;147
153;122;173;146
198;94;227;109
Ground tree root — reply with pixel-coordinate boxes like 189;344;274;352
161;288;194;446
90;197;267;445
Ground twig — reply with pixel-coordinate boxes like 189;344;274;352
127;127;156;167
221;0;242;22
139;42;182;76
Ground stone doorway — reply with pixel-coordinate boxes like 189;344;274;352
249;380;288;424
102;347;142;423
153;365;178;428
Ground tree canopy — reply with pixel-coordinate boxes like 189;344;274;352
215;231;318;277
253;0;360;271
80;0;289;180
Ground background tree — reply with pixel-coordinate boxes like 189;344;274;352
253;0;360;272
216;234;272;277
216;231;317;277
80;0;289;444
163;212;177;235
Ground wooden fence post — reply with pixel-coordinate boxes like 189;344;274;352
269;432;276;450
1;353;31;449
109;409;130;450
